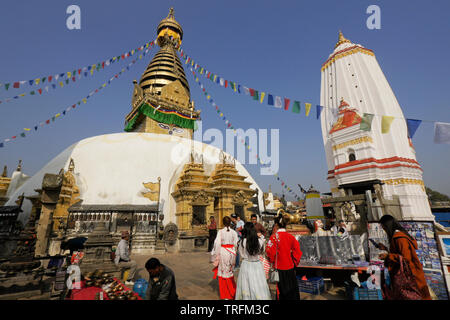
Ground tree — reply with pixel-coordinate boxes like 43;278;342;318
426;187;450;202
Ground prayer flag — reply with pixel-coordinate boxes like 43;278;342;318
30;91;35;95
268;94;274;106
220;78;225;87
305;103;311;116
24;128;31;131
260;92;265;103
5;83;10;90
225;80;228;88
249;88;255;97
0;143;3;148
20;133;25;137
360;113;374;131
381;116;395;134
316;105;323;119
29;80;34;86
406;119;422;138
284;98;290;111
48;75;53;82
292;101;301;113
13;82;20;88
46;120;50;124
243;86;250;95
275;96;282;108
253;90;259;101
38;89;42;94
434;122;450;144
59;81;64;87
42;77;46;83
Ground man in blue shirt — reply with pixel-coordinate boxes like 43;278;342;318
231;214;244;268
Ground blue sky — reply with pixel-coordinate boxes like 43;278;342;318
0;0;449;199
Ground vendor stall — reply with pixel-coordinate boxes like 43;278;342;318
66;270;142;300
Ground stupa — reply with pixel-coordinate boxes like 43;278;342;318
3;8;264;254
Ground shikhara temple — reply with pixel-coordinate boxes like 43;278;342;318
0;8;449;301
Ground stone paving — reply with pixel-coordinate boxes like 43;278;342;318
131;251;347;300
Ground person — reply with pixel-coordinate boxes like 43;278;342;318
266;214;302;300
211;216;238;300
114;231;137;286
145;257;178;300
231;214;245;268
377;214;431;300
251;213;266;237
208;216;217;252
235;222;271;300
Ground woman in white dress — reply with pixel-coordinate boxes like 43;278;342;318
211;216;238;300
235;222;272;300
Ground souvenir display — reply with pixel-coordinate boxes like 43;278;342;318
368;222;449;300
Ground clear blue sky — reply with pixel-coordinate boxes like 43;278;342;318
0;0;449;199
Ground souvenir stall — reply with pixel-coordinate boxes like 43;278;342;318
66;269;143;300
292;219;450;300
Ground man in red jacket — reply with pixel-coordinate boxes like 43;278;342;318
266;214;302;300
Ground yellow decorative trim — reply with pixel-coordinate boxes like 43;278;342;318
332;136;373;151
382;178;425;190
306;194;320;199
321;47;375;71
330;188;339;193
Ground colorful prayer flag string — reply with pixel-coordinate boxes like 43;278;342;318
0;41;155;105
179;49;450;143
189;67;302;200
0;48;149;148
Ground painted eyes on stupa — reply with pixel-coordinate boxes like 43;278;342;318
158;123;184;135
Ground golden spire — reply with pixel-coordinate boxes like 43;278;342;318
16;160;22;172
1;165;7;177
68;158;75;172
335;30;351;48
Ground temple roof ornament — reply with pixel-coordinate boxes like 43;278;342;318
329;98;362;134
1;165;7;177
335;30;351;48
16;160;22;172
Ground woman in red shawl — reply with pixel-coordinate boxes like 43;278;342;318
377;215;431;300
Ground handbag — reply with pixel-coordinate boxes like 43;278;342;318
383;255;422;300
269;233;280;283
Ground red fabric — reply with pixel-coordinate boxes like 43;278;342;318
266;230;302;270
212;266;218;279
218;276;236;300
208;220;217;230
284;98;290;110
385;231;431;300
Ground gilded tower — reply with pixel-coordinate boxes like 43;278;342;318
125;8;200;139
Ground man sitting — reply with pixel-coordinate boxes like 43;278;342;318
114;231;137;286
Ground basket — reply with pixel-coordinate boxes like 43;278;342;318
353;288;383;300
297;276;325;295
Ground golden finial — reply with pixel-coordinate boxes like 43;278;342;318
2;165;7;177
268;184;272;193
68;158;75;172
167;7;174;19
335;30;351;48
16;160;22;172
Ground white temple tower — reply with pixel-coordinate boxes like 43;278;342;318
320;31;433;221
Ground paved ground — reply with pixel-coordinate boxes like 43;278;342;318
131;251;347;300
